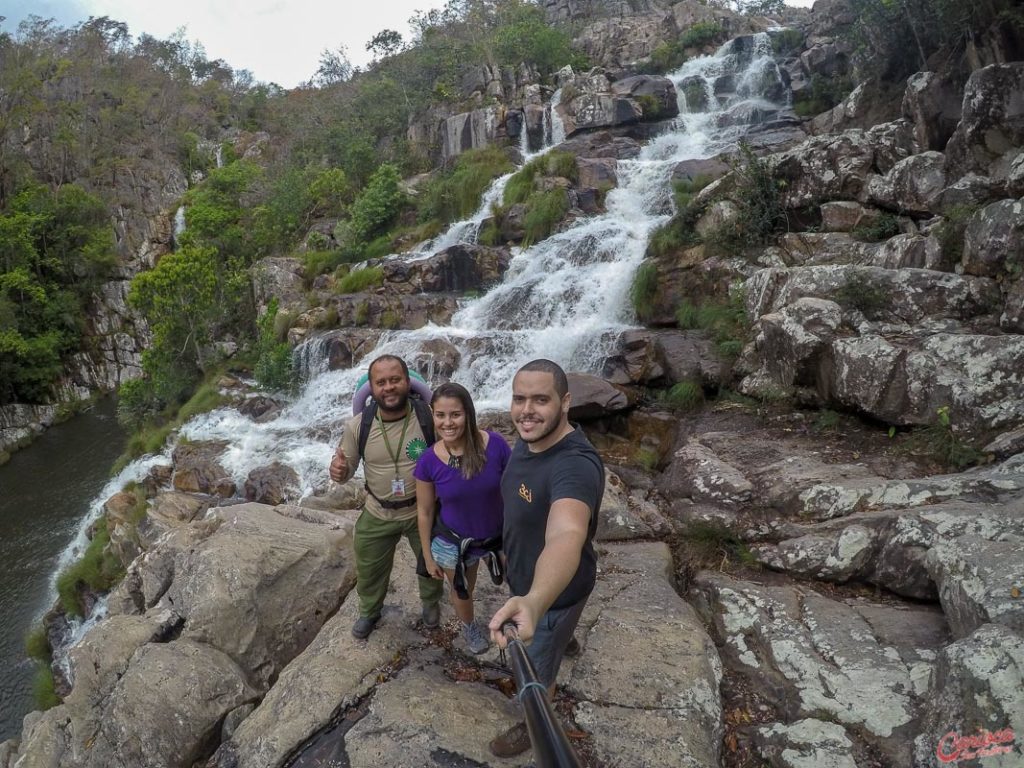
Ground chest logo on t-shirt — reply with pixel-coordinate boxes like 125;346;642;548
407;438;427;460
518;483;532;503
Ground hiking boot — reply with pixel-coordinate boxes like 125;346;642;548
564;635;581;658
421;602;441;629
489;721;531;758
351;614;380;640
462;621;490;654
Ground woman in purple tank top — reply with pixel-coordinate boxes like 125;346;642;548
414;382;511;654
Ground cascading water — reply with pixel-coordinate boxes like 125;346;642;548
172;206;186;248
181;32;787;487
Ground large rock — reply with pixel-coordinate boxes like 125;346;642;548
610;75;680;120
912;624;1024;768
569;542;724;768
945;63;1024;181
567;372;631;420
823;333;1024;431
693;572;947;765
865;151;947;215
380;243;512;294
559;72;644;136
901;71;963;152
439;106;502;164
243;462;300;506
962;197;1024;278
661;437;753;506
753;719;859;768
171;441;235;497
925;534;1024;639
13;639;256;768
252;257;306;317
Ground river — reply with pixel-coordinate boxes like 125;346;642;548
0;397;125;741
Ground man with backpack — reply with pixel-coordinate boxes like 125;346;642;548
329;354;443;639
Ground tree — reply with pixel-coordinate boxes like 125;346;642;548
312;45;352;86
367;29;404;60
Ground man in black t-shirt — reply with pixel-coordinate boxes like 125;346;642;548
487;359;604;758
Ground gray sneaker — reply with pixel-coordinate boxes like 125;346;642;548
462;620;490;654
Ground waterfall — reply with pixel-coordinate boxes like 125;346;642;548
172;206;186;248
548;87;566;148
292;334;333;385
215;144;224;168
178;33;787;487
519;110;531;158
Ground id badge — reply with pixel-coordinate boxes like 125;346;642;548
391;477;406;496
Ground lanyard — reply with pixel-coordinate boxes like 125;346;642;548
377;406;411;476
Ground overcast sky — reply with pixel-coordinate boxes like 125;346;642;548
0;0;815;89
0;0;449;88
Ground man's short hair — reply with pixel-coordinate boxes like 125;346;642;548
516;359;569;398
368;354;409;380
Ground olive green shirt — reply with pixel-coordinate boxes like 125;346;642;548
339;408;430;521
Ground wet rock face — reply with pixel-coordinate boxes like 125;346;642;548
171;440;235;497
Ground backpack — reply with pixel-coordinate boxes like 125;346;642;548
356;396;435;461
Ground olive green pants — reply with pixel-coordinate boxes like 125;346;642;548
354;508;443;619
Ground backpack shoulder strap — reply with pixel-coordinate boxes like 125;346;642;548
411;398;435;445
357;401;378;461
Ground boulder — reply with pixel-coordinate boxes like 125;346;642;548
819;201;884;232
556;130;642;160
962;197;1024;278
171;441;235;497
912;624;1024;768
236;395;284;423
661;438;753;506
252;257;306;317
865;151;947;215
693;572;947;765
870;233;950;271
776;232;880;266
654;330;729;388
559;72;643;136
381;243;512;294
610;75;680;120
327;292;460;331
945;63;1024;180
601;329;665;385
576;156;618;191
925;534;1024;639
671;156;730;185
753;719;859;768
439;106;501;164
901;71;963;152
243;462;300;506
567;373;631;420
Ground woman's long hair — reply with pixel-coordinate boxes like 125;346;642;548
431;382;486;479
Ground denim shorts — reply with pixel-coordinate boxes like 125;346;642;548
430;536;483;571
526;596;588;688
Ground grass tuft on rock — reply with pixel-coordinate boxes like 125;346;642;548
337;266;384;294
55;518;125;618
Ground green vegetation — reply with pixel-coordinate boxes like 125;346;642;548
33;665;60;710
522;189;569;245
705;143;786;251
936;204;980;264
814;409;843;432
417;148;515;226
633;447;660;471
793;73;855;117
851;213;900;242
55;518;124;617
338;266;385;294
676;293;749;358
25;625;51;663
905;406;986;470
680;21;724;49
0;183;115;404
847;0;1022;81
662;381;704;411
254;299;294;391
630;262;660;322
648;176;712;257
770;28;805;56
503;152;577;206
676;521;758;577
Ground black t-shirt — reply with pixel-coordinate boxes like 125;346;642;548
501;425;604;610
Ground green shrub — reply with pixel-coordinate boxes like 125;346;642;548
349;164;406;242
678;521;757;567
630;262;660;321
680;21;724;49
771;28;805;55
662;381;704;410
33;664;60;710
706;143;786;250
55;518;125;617
354;301;370;325
851;213;900;242
814;409;842;432
793;74;854;117
647;177;710;257
644;41;688;74
633;447;660;470
417;147;515;226
338;266;384;294
936;204;979;264
25;625;51;663
381;309;401;330
906;406;986;470
503;152;577;208
675;294;749;357
254;299;294;391
522;189;569;245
